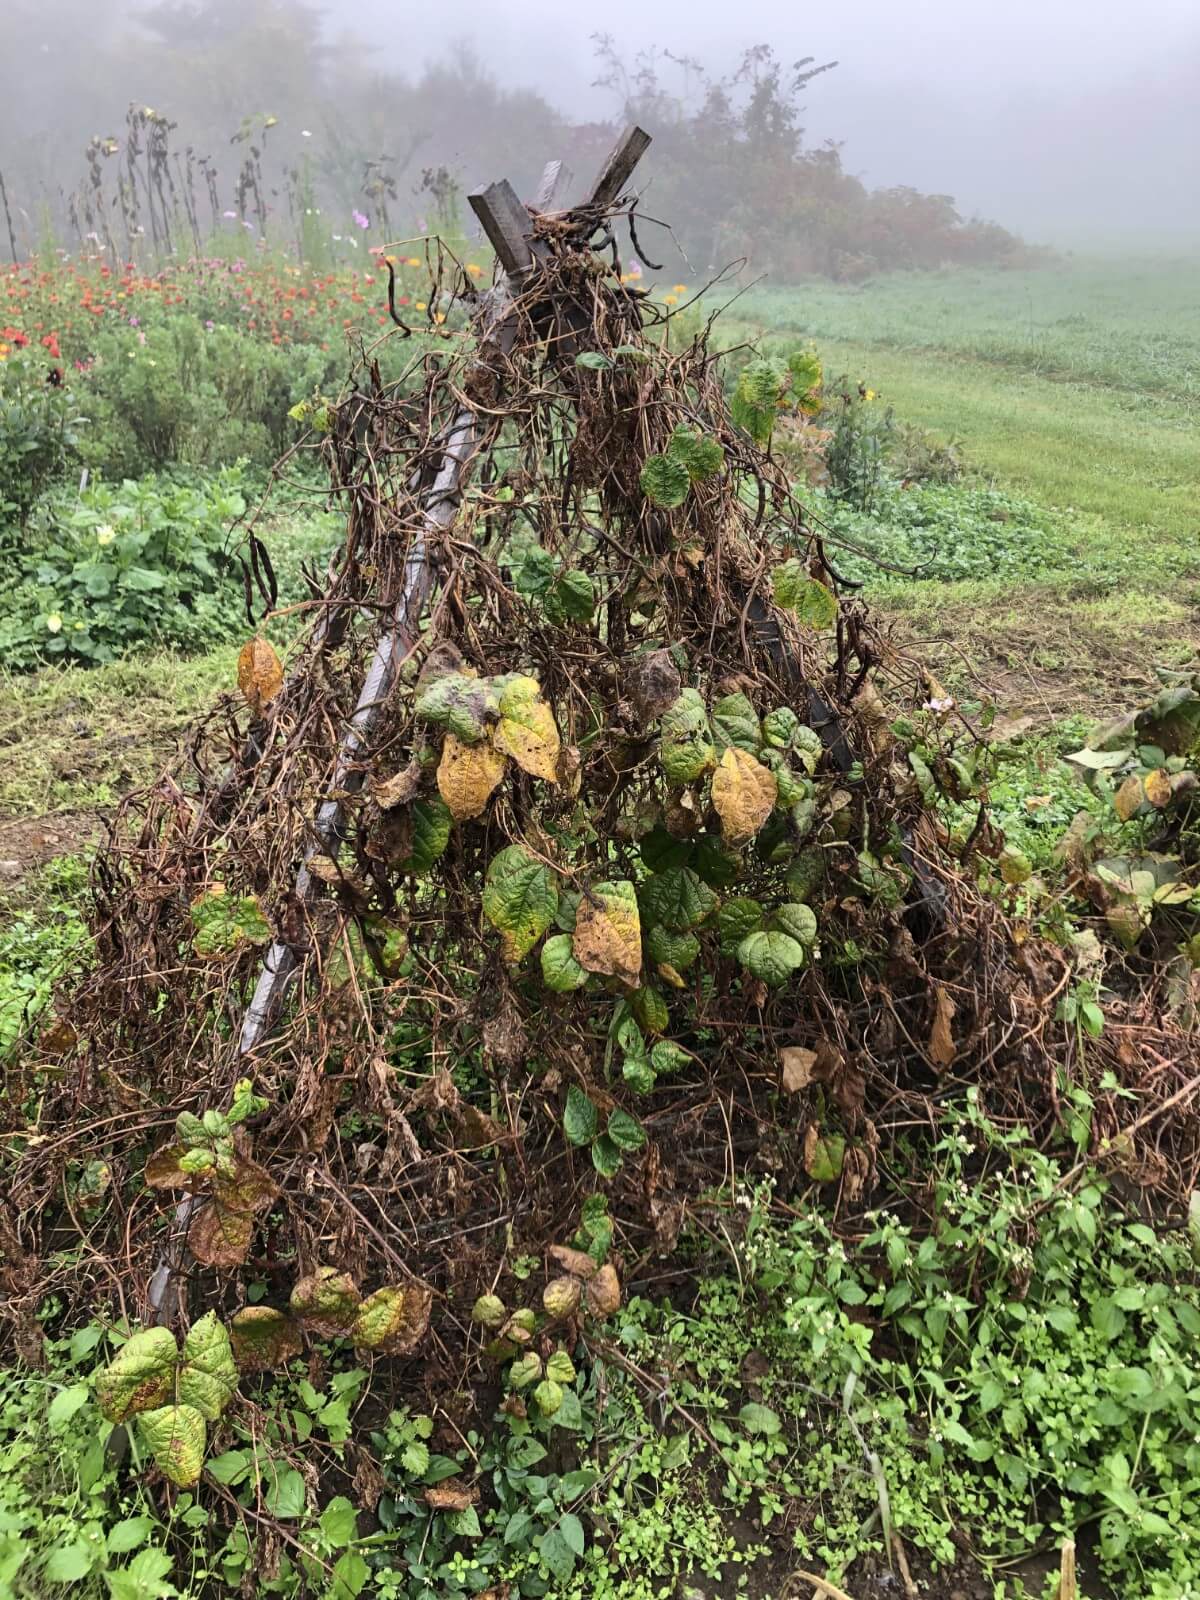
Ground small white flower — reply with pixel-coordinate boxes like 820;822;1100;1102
301;129;313;138
96;524;116;546
46;613;63;633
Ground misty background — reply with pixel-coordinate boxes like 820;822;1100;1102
2;0;1197;264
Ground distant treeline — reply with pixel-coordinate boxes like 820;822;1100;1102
0;0;1037;278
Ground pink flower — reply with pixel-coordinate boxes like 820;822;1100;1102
352;210;369;229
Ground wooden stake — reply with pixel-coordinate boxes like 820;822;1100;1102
584;124;652;209
1056;1538;1077;1600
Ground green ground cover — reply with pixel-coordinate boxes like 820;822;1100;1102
706;257;1199;710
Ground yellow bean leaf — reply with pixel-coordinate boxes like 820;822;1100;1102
1113;774;1144;822
493;676;561;782
1144;767;1172;808
711;747;777;842
573;880;642;988
237;637;284;715
436;733;507;820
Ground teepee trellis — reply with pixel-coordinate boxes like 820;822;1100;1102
237;128;649;1062
148;128;651;1318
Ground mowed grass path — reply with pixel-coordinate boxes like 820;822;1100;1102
720;258;1200;710
731;259;1198;560
738;260;1200;399
799;337;1196;567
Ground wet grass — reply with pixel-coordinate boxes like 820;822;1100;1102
734;257;1200;399
0;647;236;818
709;256;1200;710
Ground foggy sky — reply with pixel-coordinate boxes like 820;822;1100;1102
5;0;1197;248
346;0;1200;246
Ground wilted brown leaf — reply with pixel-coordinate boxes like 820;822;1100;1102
351;1445;387;1513
548;1244;599;1281
144;1144;196;1191
481;1006;528;1069
458;1100;506;1149
928;985;957;1068
437;733;507;821
188;1201;254;1268
841;1143;873;1205
290;1268;362;1337
351;1285;432;1353
779;1046;818;1093
573;881;642;988
711;747;777;843
229;1307;303;1373
371;760;422;811
307;854;357;885
237;637;284;715
1055;809;1097;873
586;1263;621;1317
409;1066;460;1116
424;1480;479;1512
373;1284;432;1355
1113;775;1144;822
216;1153;279;1217
39;1016;77;1055
625;649;682;723
1144;767;1172;808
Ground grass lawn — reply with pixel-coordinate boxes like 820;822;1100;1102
0;648;237;820
711;257;1200;708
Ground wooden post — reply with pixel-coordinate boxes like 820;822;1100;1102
468;179;534;278
583;125;651;210
534;159;573;212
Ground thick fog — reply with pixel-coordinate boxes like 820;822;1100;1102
354;0;1199;247
3;0;1196;251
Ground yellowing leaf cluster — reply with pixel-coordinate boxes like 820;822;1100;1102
432;675;562;821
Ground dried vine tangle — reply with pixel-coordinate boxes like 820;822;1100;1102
4;131;1197;1378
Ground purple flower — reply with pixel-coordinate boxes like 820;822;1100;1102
352;209;370;230
129;315;139;326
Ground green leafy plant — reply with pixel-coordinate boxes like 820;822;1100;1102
562;1083;646;1177
93;1312;238;1487
820;374;896;511
144;1084;278;1269
625;1096;1200;1597
0;470;246;666
0;1321;170;1598
640;425;724;507
0;856;90;1058
0;348;83;528
1061;674;1200;950
729;349;822;447
78;316;337;477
